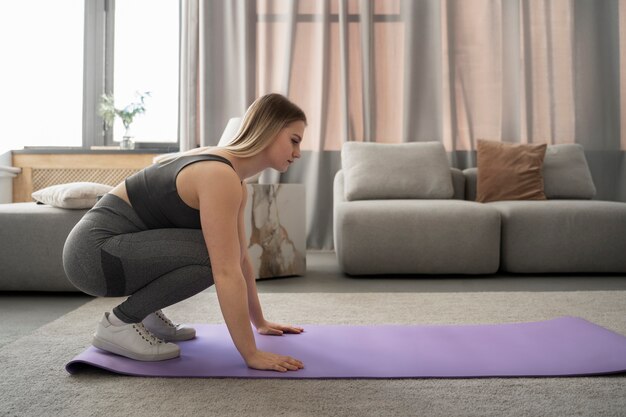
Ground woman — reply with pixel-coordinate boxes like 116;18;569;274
63;93;306;373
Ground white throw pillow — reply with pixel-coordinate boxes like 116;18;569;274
341;141;454;201
31;182;113;209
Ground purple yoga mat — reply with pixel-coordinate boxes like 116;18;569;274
65;316;626;378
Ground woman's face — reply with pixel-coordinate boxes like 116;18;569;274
266;121;305;172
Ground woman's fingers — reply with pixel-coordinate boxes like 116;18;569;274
247;350;303;372
273;355;304;372
282;361;300;371
279;326;303;333
282;363;296;371
260;327;283;335
285;356;304;368
259;322;304;335
272;361;294;372
274;364;287;372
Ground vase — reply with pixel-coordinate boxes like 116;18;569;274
120;136;135;150
120;127;135;150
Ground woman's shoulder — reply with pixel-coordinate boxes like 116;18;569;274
190;150;238;173
186;147;231;163
176;156;243;210
179;154;241;187
196;147;228;157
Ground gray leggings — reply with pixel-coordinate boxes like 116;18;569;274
62;193;214;323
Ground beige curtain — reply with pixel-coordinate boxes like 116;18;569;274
179;0;256;151
180;0;626;249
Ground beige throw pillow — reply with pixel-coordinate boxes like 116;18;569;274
476;140;547;203
31;182;113;209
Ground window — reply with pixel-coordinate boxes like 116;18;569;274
109;0;179;145
0;0;84;150
85;0;180;150
0;0;179;152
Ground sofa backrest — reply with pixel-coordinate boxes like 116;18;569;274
464;168;479;201
335;168;465;202
338;142;595;202
340;141;455;201
450;168;465;200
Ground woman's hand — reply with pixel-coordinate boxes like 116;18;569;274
245;350;304;372
256;320;304;336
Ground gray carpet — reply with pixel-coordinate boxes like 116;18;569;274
1;291;625;417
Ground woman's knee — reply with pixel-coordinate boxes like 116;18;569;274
63;258;108;297
63;226;109;297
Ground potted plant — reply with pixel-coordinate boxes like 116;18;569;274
99;91;151;149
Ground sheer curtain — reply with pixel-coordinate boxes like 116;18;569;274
179;0;256;151
180;0;626;250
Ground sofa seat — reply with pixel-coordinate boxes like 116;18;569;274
0;203;87;291
488;200;626;273
334;198;501;275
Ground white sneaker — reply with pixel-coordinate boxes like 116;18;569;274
92;312;180;361
142;309;196;342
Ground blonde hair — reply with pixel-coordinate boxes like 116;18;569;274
154;93;307;164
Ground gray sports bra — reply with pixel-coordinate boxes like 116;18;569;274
125;154;241;229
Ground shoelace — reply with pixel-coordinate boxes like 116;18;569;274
155;310;177;328
132;323;166;345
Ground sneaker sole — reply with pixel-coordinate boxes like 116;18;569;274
92;336;180;362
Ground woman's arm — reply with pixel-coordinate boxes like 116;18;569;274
197;165;257;361
242;254;265;327
237;183;304;337
196;165;303;372
237;183;266;328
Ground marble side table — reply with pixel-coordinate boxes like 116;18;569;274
243;183;306;279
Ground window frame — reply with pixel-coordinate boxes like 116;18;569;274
83;0;180;151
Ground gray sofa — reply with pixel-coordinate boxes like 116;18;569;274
333;142;626;275
0;203;88;291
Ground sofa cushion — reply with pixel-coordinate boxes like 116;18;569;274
542;144;596;199
334;199;501;274
333;170;492;275
487;200;626;273
31;182;113;209
0;203;88;291
341;141;454;201
476;140;547;203
463;168;479;201
450;168;465;200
